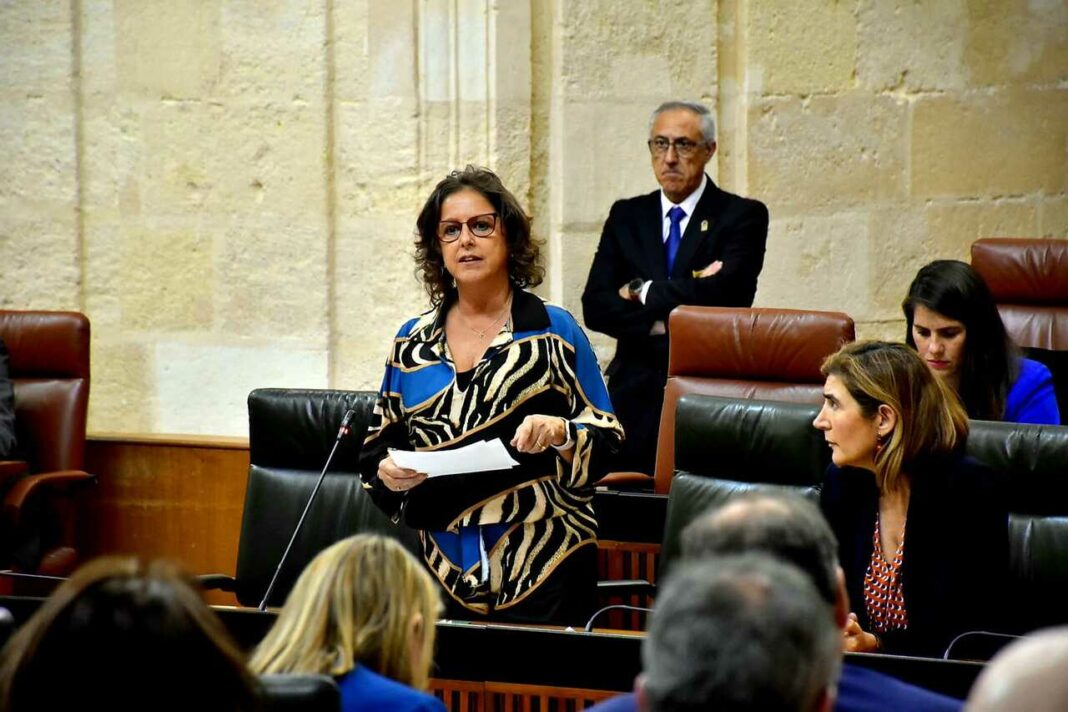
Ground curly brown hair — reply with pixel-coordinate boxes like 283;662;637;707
414;165;544;306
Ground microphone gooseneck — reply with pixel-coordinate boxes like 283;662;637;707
258;408;357;612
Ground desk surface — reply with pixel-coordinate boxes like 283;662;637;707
0;595;983;698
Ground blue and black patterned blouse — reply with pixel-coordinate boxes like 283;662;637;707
360;287;623;616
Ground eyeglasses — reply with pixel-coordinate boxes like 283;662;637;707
437;213;499;242
647;137;707;158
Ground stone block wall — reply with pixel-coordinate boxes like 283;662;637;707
741;1;1066;340
1;1;1064;435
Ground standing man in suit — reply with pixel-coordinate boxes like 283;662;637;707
582;101;769;475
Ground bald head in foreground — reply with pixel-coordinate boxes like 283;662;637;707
966;627;1068;712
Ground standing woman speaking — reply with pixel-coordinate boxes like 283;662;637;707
359;166;623;626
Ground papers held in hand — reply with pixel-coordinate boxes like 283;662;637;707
389;438;520;477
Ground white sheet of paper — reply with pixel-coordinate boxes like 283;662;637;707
389;438;520;477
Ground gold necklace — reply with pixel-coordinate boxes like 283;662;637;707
464;297;512;340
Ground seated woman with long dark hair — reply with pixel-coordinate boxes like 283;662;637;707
250;534;445;712
815;341;1009;657
0;557;257;712
903;259;1059;424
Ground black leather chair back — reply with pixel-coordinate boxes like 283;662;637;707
235;388;420;607
660;395;828;578
968;419;1068;633
259;674;340;712
665;396;1068;635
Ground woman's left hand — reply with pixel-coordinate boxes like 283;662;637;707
842;612;880;653
511;415;568;454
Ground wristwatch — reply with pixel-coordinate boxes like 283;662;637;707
627;278;645;301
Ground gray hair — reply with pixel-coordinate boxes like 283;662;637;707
680;491;840;606
649;101;717;144
642;554;841;712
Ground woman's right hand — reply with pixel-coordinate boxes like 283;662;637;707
842;612;880;653
378;455;428;493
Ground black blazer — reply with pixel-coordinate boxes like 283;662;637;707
821;454;1009;657
581;177;769;367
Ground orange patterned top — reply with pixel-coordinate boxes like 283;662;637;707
864;514;909;635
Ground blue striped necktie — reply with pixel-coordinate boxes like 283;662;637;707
665;205;686;275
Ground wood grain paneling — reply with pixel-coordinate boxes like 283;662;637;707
75;434;663;612
81;433;250;605
429;679;616;711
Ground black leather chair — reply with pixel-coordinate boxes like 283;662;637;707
662;394;1068;639
259;674;340;712
967;419;1068;634
202;388;420;607
658;395;828;579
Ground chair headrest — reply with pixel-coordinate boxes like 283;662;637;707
971;238;1068;304
967;419;1068;515
668;306;854;380
674;394;828;486
659;473;821;580
0;311;90;379
247;388;378;470
258;674;340;712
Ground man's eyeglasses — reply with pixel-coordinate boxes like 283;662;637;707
647;137;706;158
437;213;499;242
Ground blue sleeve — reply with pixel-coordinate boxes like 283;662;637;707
1005;358;1060;425
545;305;624;485
547;306;616;416
358;319;421;519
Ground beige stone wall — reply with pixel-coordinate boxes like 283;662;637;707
1;1;1064;435
742;0;1067;340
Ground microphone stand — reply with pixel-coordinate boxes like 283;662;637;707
258;408;355;612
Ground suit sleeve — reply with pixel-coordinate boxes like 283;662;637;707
643;199;769;319
581;201;663;340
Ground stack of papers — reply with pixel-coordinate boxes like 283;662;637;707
389;438;520;478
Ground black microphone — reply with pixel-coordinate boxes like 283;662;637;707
259;407;357;612
336;408;354;439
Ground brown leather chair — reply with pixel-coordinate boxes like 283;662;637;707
651;306;854;493
970;238;1068;350
0;310;94;576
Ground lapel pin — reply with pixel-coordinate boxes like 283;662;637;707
701;219;709;232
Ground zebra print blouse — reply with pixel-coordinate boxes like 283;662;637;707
359;288;623;615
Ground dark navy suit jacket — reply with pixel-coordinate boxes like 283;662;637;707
821;454;1009;657
580;178;768;472
584;663;963;712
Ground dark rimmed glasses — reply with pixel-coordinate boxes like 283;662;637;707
437;213;499;242
647;137;706;158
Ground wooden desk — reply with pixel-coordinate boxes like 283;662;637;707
0;595;983;708
79;433;668;614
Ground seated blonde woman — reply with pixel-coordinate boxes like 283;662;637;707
814;341;1010;658
250;534;445;712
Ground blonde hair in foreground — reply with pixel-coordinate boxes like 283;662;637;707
821;341;969;493
249;534;441;690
